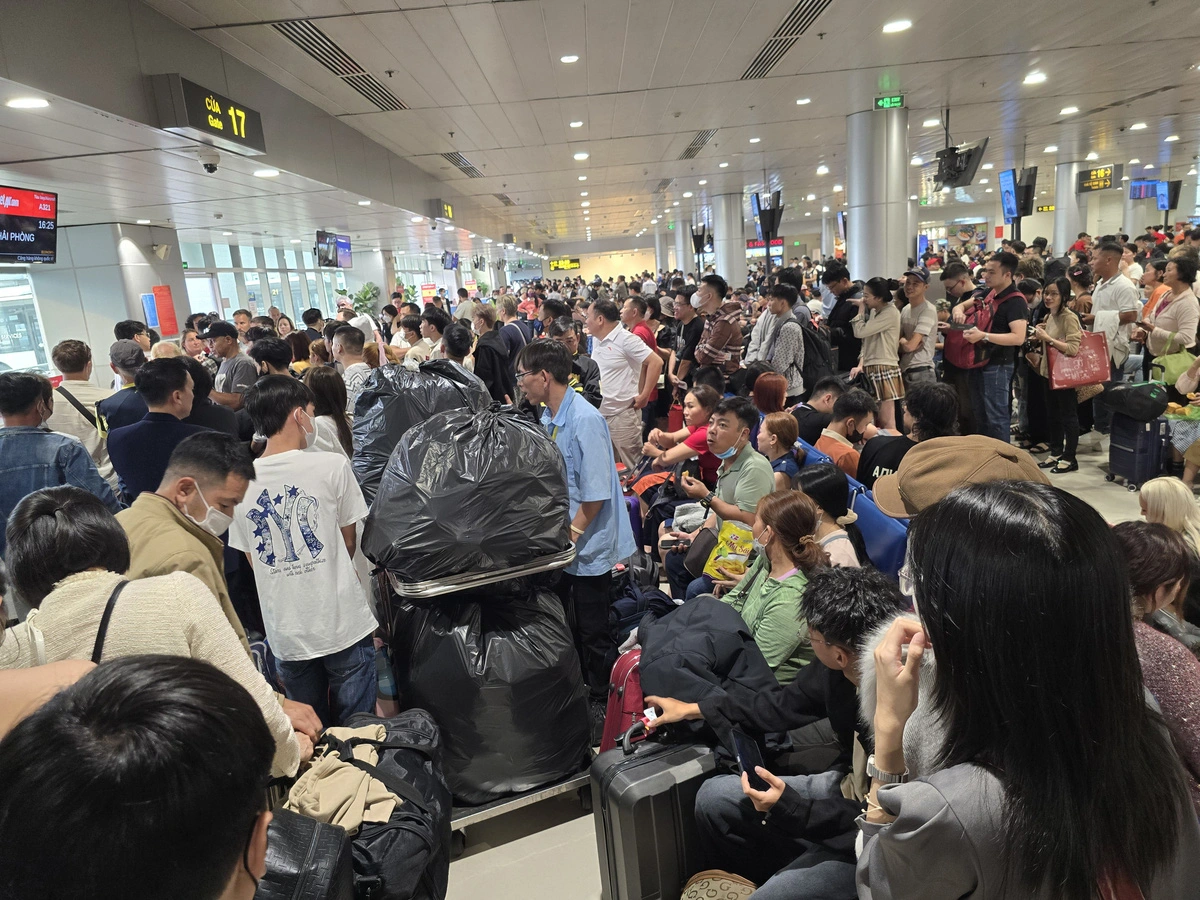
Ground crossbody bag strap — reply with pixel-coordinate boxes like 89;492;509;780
92;580;130;663
55;386;97;428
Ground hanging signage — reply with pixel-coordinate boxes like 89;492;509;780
549;257;581;271
874;94;905;110
151;74;267;156
0;184;57;264
420;283;438;300
1076;164;1122;193
745;238;784;249
152;285;179;336
1036;204;1056;212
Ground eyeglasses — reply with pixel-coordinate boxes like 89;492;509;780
514;370;534;381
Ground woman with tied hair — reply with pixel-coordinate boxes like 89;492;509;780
716;491;830;685
795;463;865;568
863;481;1200;897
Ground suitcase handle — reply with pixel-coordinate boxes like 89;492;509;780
620;719;648;754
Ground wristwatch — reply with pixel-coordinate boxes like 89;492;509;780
700;490;717;508
866;753;908;785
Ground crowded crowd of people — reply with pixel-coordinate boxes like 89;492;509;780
3;237;1200;900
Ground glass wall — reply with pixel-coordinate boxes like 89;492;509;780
179;241;347;318
0;272;50;375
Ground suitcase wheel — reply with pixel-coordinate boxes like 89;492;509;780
1105;474;1116;482
1128;483;1139;492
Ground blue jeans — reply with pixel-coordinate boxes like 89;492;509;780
663;547;714;600
277;634;378;727
968;362;1014;443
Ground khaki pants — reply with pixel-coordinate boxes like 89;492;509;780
604;405;643;473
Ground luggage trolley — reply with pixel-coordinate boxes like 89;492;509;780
377;545;594;857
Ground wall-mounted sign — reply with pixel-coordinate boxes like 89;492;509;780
151;74;266;156
874;94;905;110
1036;204;1056;212
1076;164;1123;193
549;257;581;271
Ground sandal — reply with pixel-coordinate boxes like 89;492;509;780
1037;457;1060;469
1051;459;1079;473
1027;443;1051;454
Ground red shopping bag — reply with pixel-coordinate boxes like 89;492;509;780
1048;330;1110;390
668;403;684;432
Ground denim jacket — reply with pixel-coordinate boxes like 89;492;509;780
0;426;122;555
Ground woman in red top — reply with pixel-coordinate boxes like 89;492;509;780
634;385;722;521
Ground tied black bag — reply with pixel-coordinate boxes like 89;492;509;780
254;809;356;900
1100;382;1169;423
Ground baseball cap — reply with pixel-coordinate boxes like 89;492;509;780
872;435;1050;519
109;339;146;371
198;320;238;341
902;267;930;284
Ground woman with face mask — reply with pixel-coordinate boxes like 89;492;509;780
713;490;829;685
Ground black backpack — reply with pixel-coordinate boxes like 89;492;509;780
321;709;453;900
799;320;836;400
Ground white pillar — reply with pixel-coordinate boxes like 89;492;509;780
821;212;835;259
1053;161;1087;255
845;107;909;280
674;223;689;274
712;193;746;287
654;230;668;275
908;199;919;264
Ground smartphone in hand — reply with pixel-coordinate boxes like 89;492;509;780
732;729;769;791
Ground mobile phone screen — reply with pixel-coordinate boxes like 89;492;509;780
732;730;769;791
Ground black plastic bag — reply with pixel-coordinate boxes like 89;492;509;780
1100;381;1169;422
390;589;590;805
352;360;491;504
362;405;571;582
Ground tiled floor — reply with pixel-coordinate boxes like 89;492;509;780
445;437;1147;900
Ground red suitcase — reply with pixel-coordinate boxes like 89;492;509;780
599;649;643;753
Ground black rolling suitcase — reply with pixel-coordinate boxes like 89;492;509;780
1107;412;1170;491
591;739;718;900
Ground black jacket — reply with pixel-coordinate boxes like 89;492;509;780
825;282;864;372
473;330;517;403
572;353;603;408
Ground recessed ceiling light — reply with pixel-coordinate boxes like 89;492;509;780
718;162;729;168
1190;167;1198;176
5;97;49;109
698;179;707;185
1085;151;1099;160
569;121;583;128
882;19;912;33
1130;122;1147;130
1044;145;1058;152
911;156;923;165
411;216;424;222
358;200;371;206
484;238;493;243
581;201;590;207
673;201;679;206
922;118;940;128
1129;158;1140;164
821;205;830;212
222;231;233;236
804;211;812;216
1144;163;1155;170
468;232;476;237
683;191;693;198
580;191;588;196
584;216;589;220
806;193;816;201
253;168;280;177
1122;175;1130;181
749;137;761;144
1165;134;1179;142
981;163;994;170
985;188;994;193
1060;106;1078;115
909;194;918;200
290;239;302;243
444;225;455;231
816;164;829;175
942;186;951;193
1023;71;1047;85
136;219;151;225
833;183;843;192
979;178;989;184
796;97;811;105
573;151;589;160
578;175;587;181
560;55;579;63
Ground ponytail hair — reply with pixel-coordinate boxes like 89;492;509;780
864;277;900;304
756;490;830;572
795;464;872;565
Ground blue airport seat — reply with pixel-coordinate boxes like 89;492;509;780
849;487;908;579
795;438;833;468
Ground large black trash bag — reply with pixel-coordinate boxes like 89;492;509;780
362;405;571;582
352;360;490;504
390;589;591;805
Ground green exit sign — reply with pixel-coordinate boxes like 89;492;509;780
874;94;905;110
919;198;930;206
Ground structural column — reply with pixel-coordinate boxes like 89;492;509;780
674;222;690;274
711;193;746;287
1052;162;1088;256
908;199;919;263
821;211;835;259
654;230;668;276
845;107;909;281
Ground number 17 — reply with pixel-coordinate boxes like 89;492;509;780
227;105;246;138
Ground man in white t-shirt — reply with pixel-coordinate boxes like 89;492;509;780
1086;241;1142;433
229;375;378;726
332;325;372;416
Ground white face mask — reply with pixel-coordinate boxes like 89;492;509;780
690;293;704;309
298;409;317;450
185;484;233;537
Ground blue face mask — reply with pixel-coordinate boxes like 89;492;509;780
713;434;745;460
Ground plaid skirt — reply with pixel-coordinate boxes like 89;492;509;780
864;364;906;402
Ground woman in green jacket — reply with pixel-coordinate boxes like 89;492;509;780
716;490;830;684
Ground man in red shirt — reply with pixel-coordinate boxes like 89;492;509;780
1070;232;1091;254
622;296;659;437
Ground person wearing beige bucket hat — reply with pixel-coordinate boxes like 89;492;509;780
872;435;1050;519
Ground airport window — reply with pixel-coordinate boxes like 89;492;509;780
212;243;234;268
0;273;50;375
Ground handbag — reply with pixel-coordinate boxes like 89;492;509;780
1048;330;1110;391
255;809;356;900
1149;332;1196;387
683;526;718;578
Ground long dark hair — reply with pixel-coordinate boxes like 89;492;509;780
794;463;870;565
863;277;899;308
1043;276;1074;318
908;481;1189;897
302;366;353;456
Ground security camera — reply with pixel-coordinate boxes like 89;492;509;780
430;222;438;231
197;147;220;174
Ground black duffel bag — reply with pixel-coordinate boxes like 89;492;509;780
255;809;356;900
1100;381;1169;422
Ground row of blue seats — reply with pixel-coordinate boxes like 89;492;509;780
794;439;908;579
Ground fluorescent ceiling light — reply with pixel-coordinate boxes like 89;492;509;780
444;225;455;231
698;179;708;185
804;211;812;216
673;201;679;206
570;121;583;128
411;216;424;222
909;194;918;200
1129;122;1147;130
981;163;993;170
581;201;590;207
222;231;233;236
1189;167;1198;175
357;200;371;206
1085;152;1099;160
1144;163;1154;169
1165;134;1179;142
749;137;761;144
1129;158;1140;164
806;193;816;201
290;239;302;243
833;183;843;192
573;151;589;160
468;233;475;238
718;162;729;168
580;191;589;196
1044;145;1058;152
1023;71;1047;85
1060;106;1078;115
816;164;829;175
560;55;579;63
578;175;587;181
5;97;49;109
985;188;994;193
253;168;280;177
483;238;493;243
682;191;693;198
979;178;989;184
796;98;811;105
882;19;912;33
922;118;940;128
821;206;830;212
1122;176;1130;181
911;156;923;165
136;219;151;225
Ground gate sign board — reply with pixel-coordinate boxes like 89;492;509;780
1077;164;1123;193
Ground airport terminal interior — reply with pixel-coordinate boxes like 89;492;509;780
2;1;1200;899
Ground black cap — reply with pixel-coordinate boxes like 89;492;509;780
199;320;238;340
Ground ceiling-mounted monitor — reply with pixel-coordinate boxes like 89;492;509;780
315;230;338;267
335;234;352;268
0;185;57;264
934;137;990;190
998;169;1018;223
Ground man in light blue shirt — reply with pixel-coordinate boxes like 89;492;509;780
517;340;634;731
